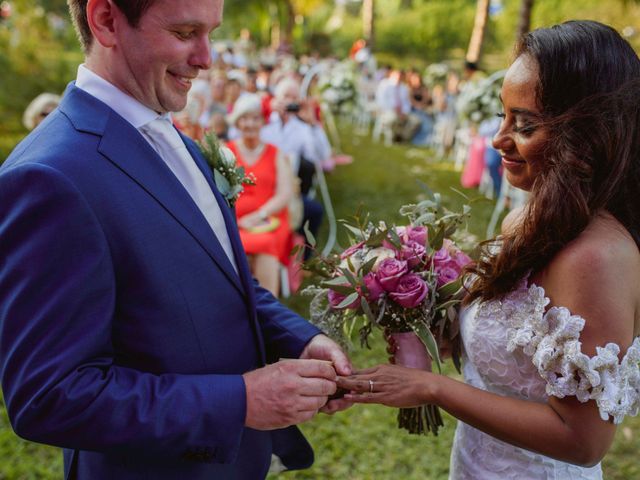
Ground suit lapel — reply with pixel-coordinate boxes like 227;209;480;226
184;138;258;314
60;85;245;295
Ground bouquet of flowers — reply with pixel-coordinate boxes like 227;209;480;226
303;192;472;435
198;132;255;208
318;60;358;115
456;70;505;125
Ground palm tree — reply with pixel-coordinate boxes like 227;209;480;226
465;0;491;64
515;0;535;41
362;0;375;50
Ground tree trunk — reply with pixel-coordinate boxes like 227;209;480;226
515;0;535;41
280;0;296;52
363;0;375;51
465;0;491;63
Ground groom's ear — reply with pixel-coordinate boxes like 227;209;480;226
86;0;121;49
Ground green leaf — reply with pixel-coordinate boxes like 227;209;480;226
323;276;349;286
337;292;359;309
213;169;231;196
436;278;462;299
437;299;461;311
340;268;359;288
360;297;376;324
303;221;317;248
365;229;388;247
430;225;446;251
340;222;365;240
415;212;436;225
326;284;356;295
359;256;378;276
387;228;403;249
412;323;442;374
449;186;470;201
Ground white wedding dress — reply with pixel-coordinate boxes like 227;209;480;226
450;276;640;479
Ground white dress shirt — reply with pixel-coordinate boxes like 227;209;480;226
260;112;322;173
75;65;238;273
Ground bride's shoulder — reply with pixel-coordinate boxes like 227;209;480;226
549;213;640;281
537;213;639;348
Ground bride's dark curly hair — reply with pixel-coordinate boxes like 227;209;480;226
466;20;640;302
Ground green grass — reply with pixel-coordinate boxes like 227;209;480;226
1;124;639;478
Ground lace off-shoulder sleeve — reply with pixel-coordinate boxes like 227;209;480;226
505;285;640;424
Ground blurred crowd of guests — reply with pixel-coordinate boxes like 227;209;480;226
20;32;519;297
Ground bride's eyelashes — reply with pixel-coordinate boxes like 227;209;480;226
496;112;538;136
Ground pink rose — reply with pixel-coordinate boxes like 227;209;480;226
389;274;429;308
453;250;472;270
377;258;409;292
328;289;360;310
435;265;459;287
431;246;452;268
340;241;365;259
400;240;426;269
363;273;384;301
405;226;428;247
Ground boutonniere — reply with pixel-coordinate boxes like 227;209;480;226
198;132;255;208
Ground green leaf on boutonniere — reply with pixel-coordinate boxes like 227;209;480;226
213;169;231;197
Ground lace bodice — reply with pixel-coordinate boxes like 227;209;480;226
450;276;640;479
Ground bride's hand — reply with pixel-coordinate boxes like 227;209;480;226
337;365;435;408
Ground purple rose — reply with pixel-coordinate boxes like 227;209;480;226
453;250;472;270
328;289;360;310
405;226;428;247
341;241;365;260
435;265;459;288
400;240;426;269
377;258;409;292
431;246;452;268
363;273;384;301
389;274;429;308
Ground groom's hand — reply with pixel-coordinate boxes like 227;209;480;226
300;334;354;415
243;359;337;430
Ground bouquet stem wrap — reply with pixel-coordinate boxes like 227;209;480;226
391;332;443;435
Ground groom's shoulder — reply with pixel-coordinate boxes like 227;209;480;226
2;110;100;175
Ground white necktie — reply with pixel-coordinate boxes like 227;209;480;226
141;117;238;273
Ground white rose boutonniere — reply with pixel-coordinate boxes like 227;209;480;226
198;132;256;208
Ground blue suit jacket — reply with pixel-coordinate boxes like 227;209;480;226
0;84;321;479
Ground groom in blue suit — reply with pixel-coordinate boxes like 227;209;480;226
0;0;351;478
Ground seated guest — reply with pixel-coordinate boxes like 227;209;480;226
227;94;294;296
261;77;325;258
22;92;61;131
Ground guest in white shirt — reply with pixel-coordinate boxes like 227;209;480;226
260;77;326;258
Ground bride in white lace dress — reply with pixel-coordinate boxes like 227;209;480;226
339;21;640;479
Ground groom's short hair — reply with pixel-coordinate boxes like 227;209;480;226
68;0;157;53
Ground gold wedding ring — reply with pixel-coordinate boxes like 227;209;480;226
368;379;374;393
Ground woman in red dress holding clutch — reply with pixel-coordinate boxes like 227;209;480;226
227;94;294;296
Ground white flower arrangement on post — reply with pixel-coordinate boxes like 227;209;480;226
456;70;506;125
318;60;358;116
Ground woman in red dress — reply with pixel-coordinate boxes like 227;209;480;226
227;94;294;296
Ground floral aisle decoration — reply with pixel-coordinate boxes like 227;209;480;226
303;191;474;435
198;132;255;208
318;60;358;116
423;63;450;89
456;70;506;125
